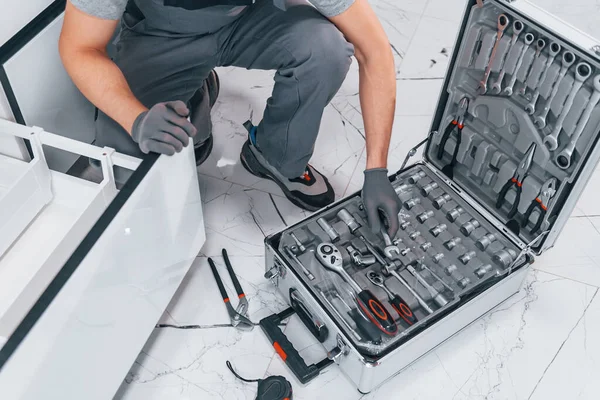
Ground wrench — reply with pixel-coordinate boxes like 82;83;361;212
503;33;535;96
534;51;576;128
491;20;524;94
518;38;546;96
478;14;510;95
525;41;562;114
543;62;593;151
555;75;600;169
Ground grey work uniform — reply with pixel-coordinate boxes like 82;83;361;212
71;0;355;178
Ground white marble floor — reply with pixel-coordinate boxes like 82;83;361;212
115;1;600;399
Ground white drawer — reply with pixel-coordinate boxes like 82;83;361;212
0;119;206;400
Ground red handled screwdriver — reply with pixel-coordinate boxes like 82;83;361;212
316;243;398;336
366;270;418;327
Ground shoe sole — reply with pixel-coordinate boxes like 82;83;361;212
239;141;321;212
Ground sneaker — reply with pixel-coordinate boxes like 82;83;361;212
191;69;220;166
239;121;335;211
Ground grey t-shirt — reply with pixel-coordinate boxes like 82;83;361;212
71;0;355;23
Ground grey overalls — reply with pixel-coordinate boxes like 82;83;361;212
96;0;354;178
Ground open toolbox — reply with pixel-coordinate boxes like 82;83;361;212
262;0;600;394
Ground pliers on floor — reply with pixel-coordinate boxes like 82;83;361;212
437;97;470;167
209;249;254;331
496;143;536;219
522;177;557;234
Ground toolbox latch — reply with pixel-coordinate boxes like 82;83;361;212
265;260;285;286
327;335;349;364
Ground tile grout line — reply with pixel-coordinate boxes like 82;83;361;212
531;267;600;289
526;287;599;399
342;145;366;197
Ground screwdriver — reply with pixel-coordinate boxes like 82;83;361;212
316;243;398;336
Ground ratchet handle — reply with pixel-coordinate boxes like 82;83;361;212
208;258;230;303
222;248;245;298
389;295;418;326
355;290;398;336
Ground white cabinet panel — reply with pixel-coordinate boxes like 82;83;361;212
3;13;96;172
0;0;55;47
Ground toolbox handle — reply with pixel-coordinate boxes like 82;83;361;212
260;308;333;384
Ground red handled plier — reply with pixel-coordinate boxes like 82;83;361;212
522;177;557;234
437;97;470;168
496;143;536;219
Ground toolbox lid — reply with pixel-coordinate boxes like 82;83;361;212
419;0;600;254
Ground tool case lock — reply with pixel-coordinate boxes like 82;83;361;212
396;0;600;255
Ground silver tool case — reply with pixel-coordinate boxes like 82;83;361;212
262;0;600;394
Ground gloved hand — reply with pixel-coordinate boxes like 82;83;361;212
131;101;197;155
362;168;402;238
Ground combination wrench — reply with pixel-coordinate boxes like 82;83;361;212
555;75;600;169
525;41;562;114
478;14;509;95
518;38;547;96
491;20;524;94
534;51;576;128
543;62;593;151
502;32;535;96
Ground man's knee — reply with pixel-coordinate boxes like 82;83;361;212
289;17;354;86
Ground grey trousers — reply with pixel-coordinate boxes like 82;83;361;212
97;0;354;178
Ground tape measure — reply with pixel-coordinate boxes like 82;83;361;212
227;361;293;400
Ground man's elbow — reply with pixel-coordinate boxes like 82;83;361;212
354;40;394;67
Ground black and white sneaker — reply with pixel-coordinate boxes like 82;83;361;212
239;121;335;211
191;69;220;166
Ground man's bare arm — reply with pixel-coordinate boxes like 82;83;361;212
329;0;396;170
59;1;147;134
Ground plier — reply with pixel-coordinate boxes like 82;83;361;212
495;143;536;219
522;177;557;234
208;249;254;331
437;97;470;167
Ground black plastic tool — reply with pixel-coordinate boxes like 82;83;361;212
227;361;293;400
316;243;398;336
438;97;470;179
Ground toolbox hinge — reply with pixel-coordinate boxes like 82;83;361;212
592;45;600;57
399;135;431;172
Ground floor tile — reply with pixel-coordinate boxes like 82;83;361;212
534;216;600;287
528;0;600;41
199;175;309;257
115;324;276;400
398;16;460;79
574;169;600;217
158;255;288;328
363;270;597;399
396;78;445;117
424;0;470;23
529;289;600;400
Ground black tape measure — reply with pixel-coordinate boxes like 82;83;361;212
227;361;293;400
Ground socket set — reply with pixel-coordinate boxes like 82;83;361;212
262;1;600;394
274;165;520;356
431;2;600;243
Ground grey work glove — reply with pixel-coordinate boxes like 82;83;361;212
362;168;402;238
131;101;197;155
